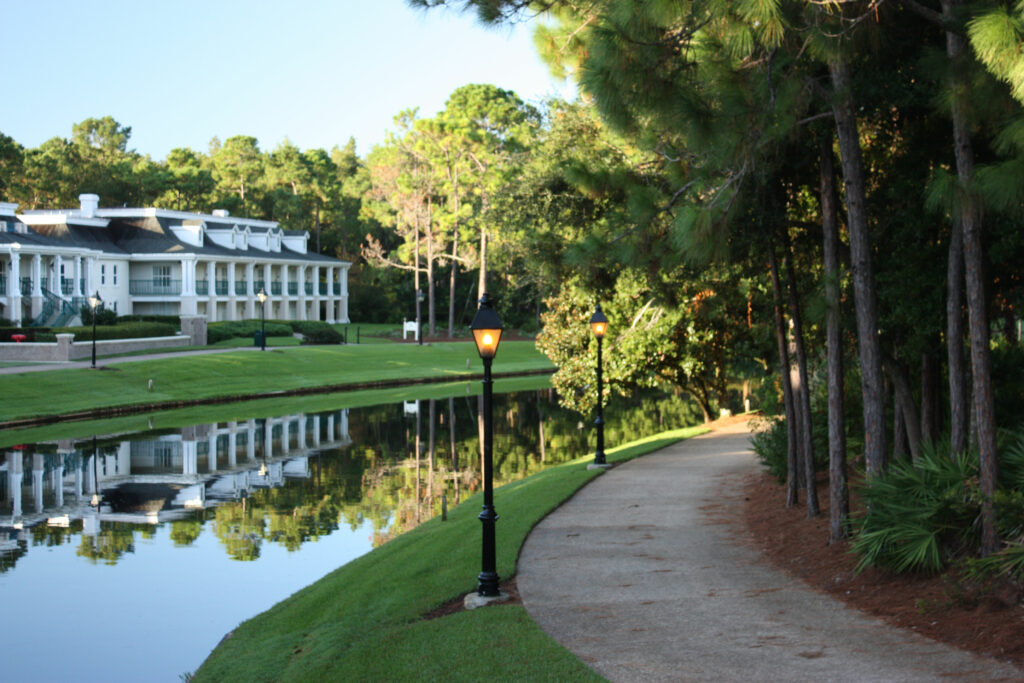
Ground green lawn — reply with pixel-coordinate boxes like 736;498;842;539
0;341;552;425
193;425;707;682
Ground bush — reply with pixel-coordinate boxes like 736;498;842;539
751;416;789;484
298;322;344;345
80;304;117;326
54;322;177;341
0;327;50;342
117;314;181;326
207;320;294;344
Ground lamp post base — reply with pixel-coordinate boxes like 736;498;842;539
463;591;512;610
587;461;612;470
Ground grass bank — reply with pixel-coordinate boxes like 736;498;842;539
193;425;707;682
0;341;551;426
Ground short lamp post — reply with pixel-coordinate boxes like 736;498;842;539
589;304;610;469
469;293;503;599
257;287;267;351
87;291;102;369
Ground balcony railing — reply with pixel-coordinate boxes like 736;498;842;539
318;283;327;295
235;281;247;296
304;283;313;295
195;279;209;295
216;280;228;296
61;277;73;295
287;282;298;295
333;283;342;295
129;279;181;296
0;275;5;295
254;280;266;294
271;282;282;295
20;277;30;296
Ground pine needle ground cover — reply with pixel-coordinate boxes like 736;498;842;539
193;426;706;682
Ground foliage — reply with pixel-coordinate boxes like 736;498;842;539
53;322;177;341
207;320;294;344
751;416;790;485
295;321;344;345
117;314;182;326
80;303;118;326
0;327;50;342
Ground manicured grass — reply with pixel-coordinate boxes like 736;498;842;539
193;425;707;682
0;342;552;425
0;375;553;449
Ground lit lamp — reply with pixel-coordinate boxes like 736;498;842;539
257;287;267;351
91;435;101;508
87;291;102;369
589;304;611;469
468;293;504;602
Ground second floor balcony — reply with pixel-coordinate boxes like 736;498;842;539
130;279;181;296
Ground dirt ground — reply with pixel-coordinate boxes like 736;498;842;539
741;469;1024;668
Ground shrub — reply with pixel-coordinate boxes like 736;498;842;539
751;416;789;484
0;327;50;342
80;304;118;326
207;320;293;344
54;322;177;341
117;314;181;326
298;322;343;345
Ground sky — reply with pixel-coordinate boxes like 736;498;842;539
3;0;573;160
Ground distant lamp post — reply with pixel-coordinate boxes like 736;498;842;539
589;304;610;469
469;293;504;600
87;291;102;369
416;288;425;346
257;287;267;351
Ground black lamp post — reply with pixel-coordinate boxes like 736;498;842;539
257;287;267;351
87;291;102;369
469;293;503;597
589;304;610;468
91;435;101;508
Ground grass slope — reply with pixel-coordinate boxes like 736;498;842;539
0;342;551;424
193;426;706;682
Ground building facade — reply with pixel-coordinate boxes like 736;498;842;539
0;194;350;327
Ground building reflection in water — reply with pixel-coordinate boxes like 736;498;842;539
0;410;352;557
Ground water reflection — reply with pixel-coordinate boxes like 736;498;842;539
1;386;700;574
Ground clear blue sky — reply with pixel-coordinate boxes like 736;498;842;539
4;0;572;160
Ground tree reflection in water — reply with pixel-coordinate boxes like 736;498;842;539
1;386;701;568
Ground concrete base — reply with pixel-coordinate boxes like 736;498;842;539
586;462;612;470
463;591;511;610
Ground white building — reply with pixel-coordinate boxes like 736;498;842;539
0;194;350;326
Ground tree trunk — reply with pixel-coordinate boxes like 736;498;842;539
920;351;941;447
947;214;968;456
943;0;998;554
830;58;888;477
479;223;487;299
821;133;849;541
769;247;799;507
883;356;922;462
893;388;908;460
785;242;820;517
448;168;460;337
426;198;437;336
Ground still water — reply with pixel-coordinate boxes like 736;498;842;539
0;379;700;682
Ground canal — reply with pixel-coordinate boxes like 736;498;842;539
0;377;700;681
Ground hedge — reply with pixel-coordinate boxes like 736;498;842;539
207;320;294;344
49;322;178;341
0;327;51;342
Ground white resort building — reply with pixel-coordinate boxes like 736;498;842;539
0;194;350;327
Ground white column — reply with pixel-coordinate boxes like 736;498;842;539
312;265;321;321
312;415;321;446
282;419;291;453
206;260;217;322
52;461;65;508
8;250;21;325
263;262;273;318
32;454;45;514
227;262;237;321
72;256;82;296
180;259;190;296
325;268;335;323
246;419;256;462
227;423;238;467
32;254;42;296
298;416;307;450
264;421;274;460
208;433;218;472
7;453;23;520
182;440;198;476
85;257;97;298
117;442;130;476
245;263;255;318
340;409;349;440
326;414;335;442
53;254;63;296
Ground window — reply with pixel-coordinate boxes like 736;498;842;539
100;264;106;285
154;265;171;287
113;265;118;285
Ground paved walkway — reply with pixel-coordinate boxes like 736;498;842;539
517;422;1024;682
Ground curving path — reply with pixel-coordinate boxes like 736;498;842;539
517;421;1024;682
